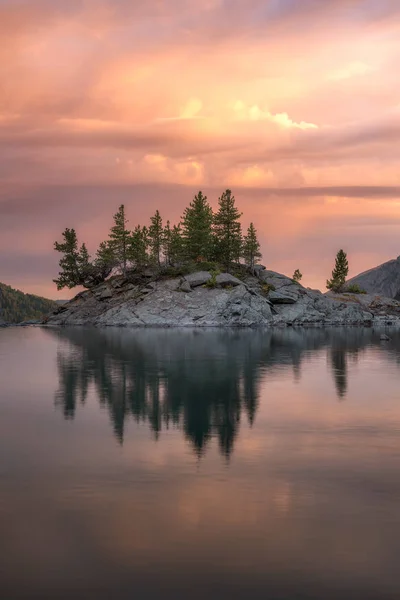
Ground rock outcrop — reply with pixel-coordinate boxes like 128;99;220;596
347;256;400;299
44;268;400;328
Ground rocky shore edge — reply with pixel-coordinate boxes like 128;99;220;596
42;266;400;328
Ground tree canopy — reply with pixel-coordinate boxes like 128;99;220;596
53;189;262;290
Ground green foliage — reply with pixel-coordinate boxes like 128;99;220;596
128;225;149;270
181;191;214;261
205;269;221;288
53;228;91;290
53;191;265;290
213;189;243;270
243;222;262;270
292;269;303;283
345;283;367;294
109;204;130;276
327;249;349;292
169;224;185;265
93;241;116;282
148;210;163;266
0;282;57;324
261;283;276;295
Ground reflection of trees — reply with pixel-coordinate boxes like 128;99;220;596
49;327;389;456
330;350;347;399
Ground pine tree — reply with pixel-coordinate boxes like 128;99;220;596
169;224;185;265
148;210;163;266
292;269;303;283
242;223;262;270
94;241;116;282
163;220;173;265
327;250;349;292
181;191;213;262
54;228;92;290
109;204;130;276
213;189;243;270
129;225;149;270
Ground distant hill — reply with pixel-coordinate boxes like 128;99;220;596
0;282;57;324
347;256;400;299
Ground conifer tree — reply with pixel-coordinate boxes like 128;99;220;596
109;204;130;276
242;223;262;270
213;189;243;270
292;269;303;283
148;210;163;266
169;224;185;265
94;241;116;281
163;220;173;265
54;228;92;290
181;191;213;261
327;250;349;292
129;225;149;269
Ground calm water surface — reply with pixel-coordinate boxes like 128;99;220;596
1;327;400;599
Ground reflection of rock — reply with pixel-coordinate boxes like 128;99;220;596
50;328;392;454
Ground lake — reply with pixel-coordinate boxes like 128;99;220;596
1;327;400;599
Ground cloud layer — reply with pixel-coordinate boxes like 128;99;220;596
1;0;400;296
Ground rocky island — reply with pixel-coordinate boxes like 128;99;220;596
45;191;400;328
45;266;400;328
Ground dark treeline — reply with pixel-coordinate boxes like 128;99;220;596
53;189;262;291
0;282;57;324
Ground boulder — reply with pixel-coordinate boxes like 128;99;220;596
184;271;212;287
268;291;298;304
215;273;242;287
180;281;192;293
100;288;113;300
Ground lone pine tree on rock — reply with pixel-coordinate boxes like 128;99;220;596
292;269;303;283
327;249;349;292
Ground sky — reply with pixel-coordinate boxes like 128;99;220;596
1;0;400;298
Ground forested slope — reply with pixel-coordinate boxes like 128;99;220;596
0;282;57;324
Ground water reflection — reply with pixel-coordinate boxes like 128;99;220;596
50;327;390;455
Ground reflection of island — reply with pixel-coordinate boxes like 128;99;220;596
49;327;381;455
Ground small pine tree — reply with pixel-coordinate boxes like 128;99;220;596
109;204;130;276
242;223;262;270
129;225;149;270
292;269;303;283
327;250;349;292
181;191;214;262
53;228;92;290
213;189;243;270
148;210;163;266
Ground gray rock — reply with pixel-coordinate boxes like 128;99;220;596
100;288;113;300
347;256;400;299
215;273;242;287
180;281;192;293
44;268;400;328
269;291;298;304
184;271;211;287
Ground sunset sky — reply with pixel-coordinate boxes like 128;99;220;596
1;0;400;298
